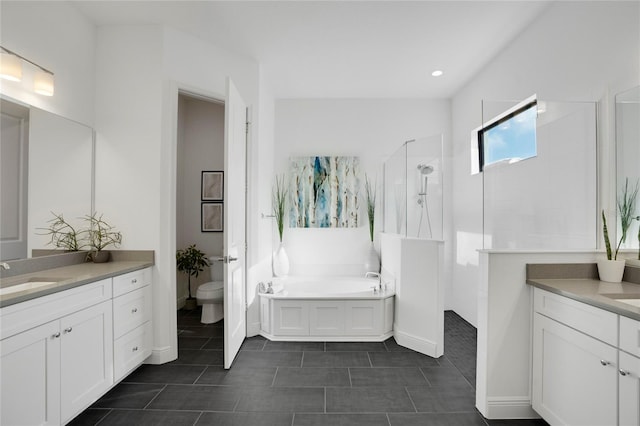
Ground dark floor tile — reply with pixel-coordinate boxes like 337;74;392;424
369;351;439;367
384;337;412;351
264;340;324;351
196;366;276;386
421;366;474;388
176;315;210;327
97;409;202;426
146;384;241;411
171;349;224;366
486;419;549;425
389;412;488;426
274;367;350;387
294;413;390;426
197;412;294;426
326;342;387;352
407;385;476;413
91;383;165;409
326;387;415;412
241;336;267;350
178;326;224;338
436;356;455;367
349;367;428;387
202;338;224;350
123;364;207;384
233;350;302;367
236;387;325;412
178;336;210;350
66;408;111;426
302;351;370;367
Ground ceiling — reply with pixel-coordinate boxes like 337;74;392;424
73;1;551;99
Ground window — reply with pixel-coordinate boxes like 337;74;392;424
477;97;537;172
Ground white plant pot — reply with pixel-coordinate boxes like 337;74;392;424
364;242;380;273
597;259;626;283
272;242;290;277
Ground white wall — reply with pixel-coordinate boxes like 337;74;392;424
176;96;225;303
274;99;452;290
451;1;640;326
0;1;95;126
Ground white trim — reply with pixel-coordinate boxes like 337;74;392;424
478;396;540;420
393;327;441;358
259;331;393;342
146;345;175;365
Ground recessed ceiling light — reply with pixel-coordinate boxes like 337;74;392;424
431;70;443;77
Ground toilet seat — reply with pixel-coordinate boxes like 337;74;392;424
196;281;224;303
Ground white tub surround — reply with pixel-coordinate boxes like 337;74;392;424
259;276;394;341
380;233;444;358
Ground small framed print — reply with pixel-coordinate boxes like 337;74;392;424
201;202;223;232
202;171;224;201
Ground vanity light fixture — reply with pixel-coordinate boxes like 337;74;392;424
0;46;54;96
431;70;444;77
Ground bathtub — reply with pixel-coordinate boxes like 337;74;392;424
259;276;395;341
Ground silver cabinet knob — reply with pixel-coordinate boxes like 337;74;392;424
131;279;138;284
52;332;61;338
620;369;631;376
132;346;138;352
131;307;138;314
64;327;72;333
600;360;611;366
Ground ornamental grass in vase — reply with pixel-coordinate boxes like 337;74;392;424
599;178;639;282
364;174;380;273
272;174;289;277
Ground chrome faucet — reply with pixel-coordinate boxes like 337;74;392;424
365;271;382;290
0;262;10;270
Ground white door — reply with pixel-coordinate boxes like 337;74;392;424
0;99;29;260
223;78;247;368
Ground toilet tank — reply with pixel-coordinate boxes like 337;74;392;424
209;256;223;281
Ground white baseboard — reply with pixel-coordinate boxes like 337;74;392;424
478;396;540;419
393;327;442;358
146;345;177;365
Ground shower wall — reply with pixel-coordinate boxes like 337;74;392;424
384;135;444;240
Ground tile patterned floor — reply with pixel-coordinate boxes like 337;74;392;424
69;310;548;426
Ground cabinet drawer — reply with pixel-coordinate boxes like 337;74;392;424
114;321;152;381
620;316;640;357
534;288;618;346
113;286;152;339
113;268;151;297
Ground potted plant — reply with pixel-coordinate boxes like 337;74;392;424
37;212;86;252
272;174;289;277
176;244;210;310
599;178;639;282
83;212;122;263
364;174;380;273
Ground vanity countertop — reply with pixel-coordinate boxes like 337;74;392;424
527;277;640;322
0;260;153;308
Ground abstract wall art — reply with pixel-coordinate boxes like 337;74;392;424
289;156;360;228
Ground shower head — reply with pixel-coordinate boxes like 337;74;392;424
417;164;434;175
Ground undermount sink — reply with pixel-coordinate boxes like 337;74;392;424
601;294;640;308
0;278;64;296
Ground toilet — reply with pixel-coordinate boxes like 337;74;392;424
196;256;224;324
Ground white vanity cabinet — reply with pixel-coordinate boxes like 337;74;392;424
0;279;113;426
532;288;640;426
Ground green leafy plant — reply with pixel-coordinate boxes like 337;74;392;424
83;212;122;257
273;174;287;243
37;212;86;251
365;174;376;242
176;244;210;301
603;178;639;260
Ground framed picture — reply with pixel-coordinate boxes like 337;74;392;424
202;171;224;201
201;202;223;232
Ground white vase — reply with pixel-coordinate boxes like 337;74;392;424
364;242;380;273
597;259;626;283
272;242;290;277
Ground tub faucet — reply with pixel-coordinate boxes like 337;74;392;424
365;271;381;290
0;262;9;270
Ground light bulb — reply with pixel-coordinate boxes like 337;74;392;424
34;70;54;96
0;52;22;82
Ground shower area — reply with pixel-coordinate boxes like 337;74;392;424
380;135;445;358
383;135;444;240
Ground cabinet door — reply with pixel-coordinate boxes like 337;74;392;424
309;301;345;336
345;301;381;336
273;300;309;336
60;300;113;423
620;351;640;426
532;313;617;426
0;320;61;426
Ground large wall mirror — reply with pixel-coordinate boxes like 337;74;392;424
0;97;94;261
616;86;640;254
